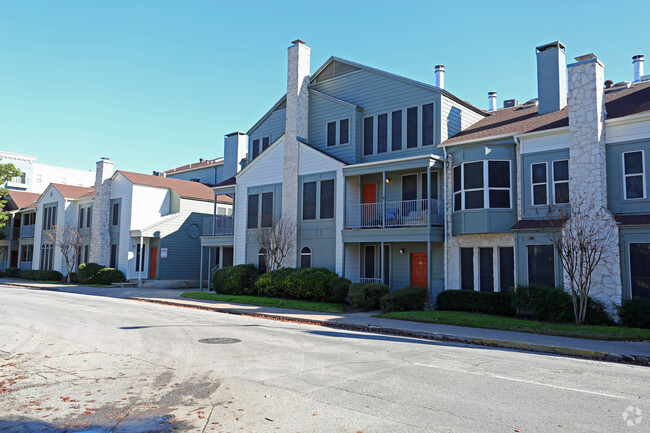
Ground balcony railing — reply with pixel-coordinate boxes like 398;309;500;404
21;225;35;238
12;227;20;239
19;261;32;271
202;216;234;236
358;277;382;284
345;199;444;229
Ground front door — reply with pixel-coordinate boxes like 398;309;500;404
362;184;377;226
410;252;428;288
149;247;158;279
10;249;18;268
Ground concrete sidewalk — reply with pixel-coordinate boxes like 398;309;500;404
3;278;650;365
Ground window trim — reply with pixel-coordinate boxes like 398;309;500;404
552;159;569;205
531;162;548;206
628;242;650;299
453;160;512;211
622;150;646;200
300;246;312;268
325;118;351;147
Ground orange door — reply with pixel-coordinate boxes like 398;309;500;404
410;253;428;288
362;184;377;225
149;247;158;279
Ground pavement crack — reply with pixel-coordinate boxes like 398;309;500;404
201;405;215;433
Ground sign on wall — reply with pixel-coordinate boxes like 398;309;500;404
161;248;168;258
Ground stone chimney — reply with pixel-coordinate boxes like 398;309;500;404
435;65;445;89
536;41;567;115
89;157;113;266
282;39;310;266
223;132;247;181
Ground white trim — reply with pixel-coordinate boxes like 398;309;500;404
530;162;548;206
235;134;285;178
309;89;359;110
622;150;646;200
605;112;650;126
300;245;312;268
514;126;570;140
452;160;512;211
343;153;442;170
439;133;515;148
551;159;569;204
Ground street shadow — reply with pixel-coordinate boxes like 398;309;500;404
0;415;191;432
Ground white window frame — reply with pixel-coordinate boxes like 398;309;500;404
487;160;512;209
552;159;569;204
622;150;646;200
300;246;312;268
531;162;548;206
453;160;512;211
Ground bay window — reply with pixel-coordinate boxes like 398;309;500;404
453;160;511;211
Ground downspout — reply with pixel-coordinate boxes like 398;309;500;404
443;147;449;292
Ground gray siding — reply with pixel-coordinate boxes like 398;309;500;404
245;183;283;266
249;109;286;161
166;165;224;186
514;231;564;287
618;226;650;300
440;95;486;142
606;138;650;214
307;91;358;164
521;148;570;219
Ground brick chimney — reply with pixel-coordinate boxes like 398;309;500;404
89;157;113;266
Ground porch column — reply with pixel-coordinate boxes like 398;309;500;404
200;245;204;291
138;235;143;288
219;246;224;270
381;171;386;228
380;241;385;285
213;193;217;236
427;240;432;304
427;164;432;227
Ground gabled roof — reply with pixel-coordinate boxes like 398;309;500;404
163;157;224;175
117;171;216;202
51;183;95;200
4;191;40;211
442;80;650;146
298;139;348;166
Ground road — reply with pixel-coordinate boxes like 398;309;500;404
0;285;647;432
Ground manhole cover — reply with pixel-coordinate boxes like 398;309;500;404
198;338;241;344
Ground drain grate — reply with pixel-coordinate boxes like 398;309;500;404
198;338;241;344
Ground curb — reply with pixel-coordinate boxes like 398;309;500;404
130;297;650;367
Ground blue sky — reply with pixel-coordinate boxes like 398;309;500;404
0;0;647;173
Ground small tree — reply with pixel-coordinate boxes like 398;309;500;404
0;161;23;229
255;217;297;272
549;197;616;324
48;224;85;283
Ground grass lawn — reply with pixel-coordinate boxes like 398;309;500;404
376;310;650;341
2;277;111;288
181;291;344;314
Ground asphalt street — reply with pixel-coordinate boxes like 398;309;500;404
0;284;648;432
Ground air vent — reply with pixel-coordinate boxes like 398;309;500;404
503;99;519;108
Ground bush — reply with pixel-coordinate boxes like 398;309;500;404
348;283;390;311
212;264;258;295
436;290;515;316
617;298;650;329
5;267;21;278
96;268;127;284
380;286;427;313
69;272;78;283
0;270;4;278
21;269;63;281
254;267;297;298
286;268;337;301
77;262;106;284
327;277;351;303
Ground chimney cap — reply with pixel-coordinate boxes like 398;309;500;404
225;131;246;137
536;41;566;54
488;91;497;96
574;53;597;62
633;54;645;62
291;39;306;45
100;157;110;161
435;64;445;70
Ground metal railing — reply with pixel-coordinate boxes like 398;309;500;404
202;216;234;236
344;199;443;229
358;277;382;284
21;225;35;238
19;261;32;271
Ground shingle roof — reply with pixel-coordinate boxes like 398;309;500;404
51;183;94;199
118;171;231;203
510;219;564;230
5;191;41;211
442;81;650;146
163;158;224;174
215;176;236;187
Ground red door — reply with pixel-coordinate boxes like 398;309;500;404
362;184;377;226
410;253;428;288
149;247;158;279
10;249;18;268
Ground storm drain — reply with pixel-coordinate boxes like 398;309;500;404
198;338;241;344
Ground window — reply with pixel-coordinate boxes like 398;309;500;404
531;162;548;205
377;114;388;153
553;160;569;204
327;119;349;146
453;166;462;211
36;174;42;184
623;151;645;199
21;245;33;262
110;244;117;269
327;122;337;147
463;162;484;209
262;136;270;151
42;206;57;230
258;248;267;274
86;206;92;228
300;247;312;268
630;243;650;298
527;245;555;287
479;248;494;292
364;245;375;279
460;248;474;290
406;106;418;148
488;160;511;208
422;103;434;146
84;245;89;265
402;175;417;201
339;119;349;145
261;192;274;227
252;139;260;159
391;110;402;151
363;117;374;155
135;244;146;272
499;247;515;292
422;172;438;200
112;202;119;226
79;208;85;228
40;243;54;270
320;179;334;219
303;182;317;220
247;194;259;228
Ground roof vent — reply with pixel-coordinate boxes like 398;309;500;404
633;55;644;83
612;81;632;89
435;65;445;89
488;92;497;112
503;99;519;108
524;98;539;106
604;80;614;89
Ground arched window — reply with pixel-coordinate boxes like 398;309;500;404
258;248;267;274
300;247;312;268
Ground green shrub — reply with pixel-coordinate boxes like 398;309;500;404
212;264;258;295
77;263;106;284
254;267;297;297
69;272;78;283
380;286;427;313
5;267;21;278
436;290;515;316
21;269;63;281
0;270;4;278
286;267;337;301
96;268;127;284
348;283;390;310
617;298;650;329
327;277;351;303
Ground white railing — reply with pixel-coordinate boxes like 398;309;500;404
345;199;443;229
19;261;32;271
202;216;234;236
358;277;382;284
21;225;35;238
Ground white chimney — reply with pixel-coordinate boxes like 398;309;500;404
633;55;644;83
89;157;114;266
488;92;497;112
435;65;445;89
223;132;247;180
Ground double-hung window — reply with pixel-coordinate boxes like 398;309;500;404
623;151;645;199
488;161;510;208
553;160;569;204
391;111;402;151
531;162;548;205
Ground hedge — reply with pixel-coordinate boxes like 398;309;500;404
0;270;4;278
254;267;337;301
436;290;515;317
212;264;258;295
617;297;650;329
77;263;105;284
348;283;390;310
380;286;427;313
254;267;296;297
21;269;63;282
327;277;351;303
5;267;21;278
96;268;127;284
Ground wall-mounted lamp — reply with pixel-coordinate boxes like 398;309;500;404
385;178;391;184
399;248;405;254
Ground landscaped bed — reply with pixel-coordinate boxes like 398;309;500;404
180;291;344;313
376;310;650;341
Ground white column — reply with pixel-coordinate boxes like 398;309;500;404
200;246;204;291
138;235;143;288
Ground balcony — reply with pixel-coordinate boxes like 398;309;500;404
345;199;444;229
21;225;35;238
202;216;234;236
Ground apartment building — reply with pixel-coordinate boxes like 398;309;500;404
0;190;40;271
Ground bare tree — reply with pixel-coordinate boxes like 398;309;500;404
255;217;297;271
548;197;616;324
48;224;85;283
